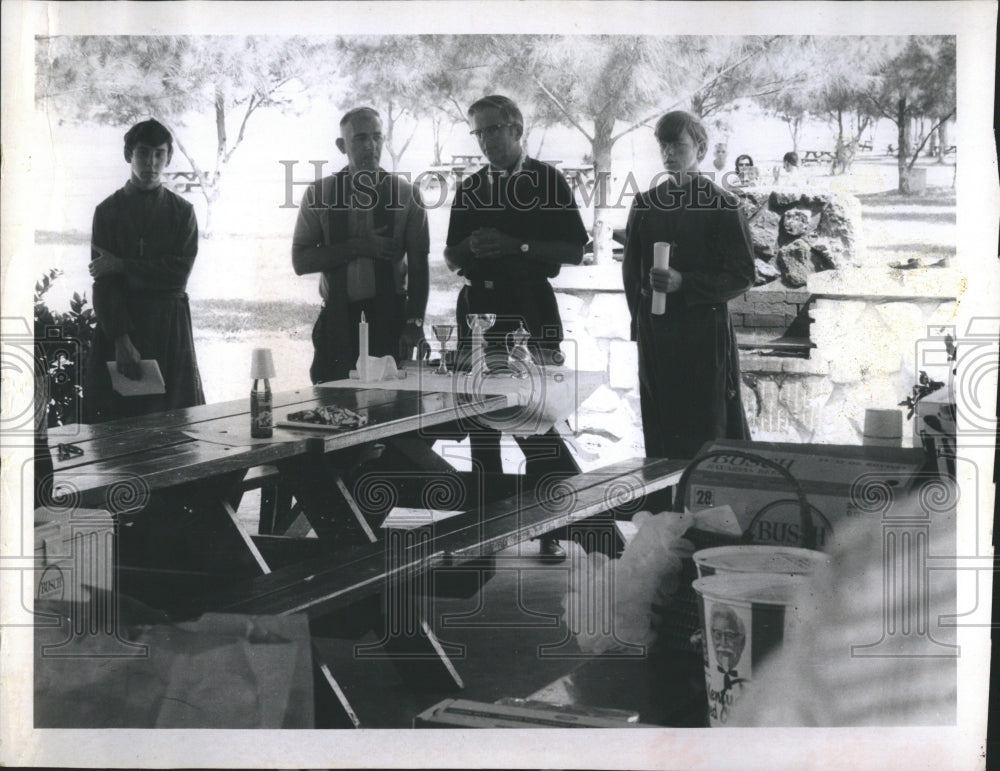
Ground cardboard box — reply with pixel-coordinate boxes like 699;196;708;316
34;507;115;602
684;440;927;549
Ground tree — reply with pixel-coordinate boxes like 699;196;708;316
863;36;956;194
486;35;811;262
797;38;890;175
36;35;321;235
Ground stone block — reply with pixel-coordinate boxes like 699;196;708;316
776;374;835;439
741;355;785;374
753;301;794;315
579;384;625;414
566;334;608;375
556;293;587;325
812;385;864;444
781;357;828;374
585;293;632;340
746;314;786;328
729;294;755;313
608;340;639;390
742;375;802;442
577;401;639;442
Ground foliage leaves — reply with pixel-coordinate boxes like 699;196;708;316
34;269;97;426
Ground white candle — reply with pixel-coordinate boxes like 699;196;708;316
358;312;369;381
652;241;671;316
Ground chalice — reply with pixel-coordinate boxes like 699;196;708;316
465;314;496;378
431;324;454;375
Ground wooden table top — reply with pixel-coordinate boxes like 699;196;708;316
49;382;511;498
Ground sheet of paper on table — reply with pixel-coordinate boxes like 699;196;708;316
105;359;166;396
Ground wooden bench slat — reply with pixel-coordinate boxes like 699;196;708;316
194;457;688;620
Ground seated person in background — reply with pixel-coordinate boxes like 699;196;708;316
773;151;802;184
293;106;429;383
733;154;758;186
85;118;204;423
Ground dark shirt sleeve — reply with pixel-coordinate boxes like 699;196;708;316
621;198;645;342
404;185;430;318
445;178;476;248
119;199;198;290
91;202;133;340
546;166;589;248
679;204;756;306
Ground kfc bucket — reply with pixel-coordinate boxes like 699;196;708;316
693;545;829;579
693;573;807;726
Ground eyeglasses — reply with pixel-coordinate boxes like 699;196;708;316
470;123;513;140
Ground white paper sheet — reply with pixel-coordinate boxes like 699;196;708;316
105;359;166;396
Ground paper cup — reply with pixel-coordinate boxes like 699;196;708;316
693;573;807;726
863;408;903;447
694;545;829;579
250;347;276;379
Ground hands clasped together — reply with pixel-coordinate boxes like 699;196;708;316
468;227;522;260
346;225;397;262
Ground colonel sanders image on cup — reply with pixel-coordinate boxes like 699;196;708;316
693;573;807;726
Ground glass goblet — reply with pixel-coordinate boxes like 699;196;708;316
431;324;454;375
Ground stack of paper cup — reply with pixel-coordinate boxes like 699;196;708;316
693;573;808;726
863;408;903;447
694;545;829;579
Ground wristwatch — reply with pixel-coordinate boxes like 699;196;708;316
406;317;424;326
519;243;530;254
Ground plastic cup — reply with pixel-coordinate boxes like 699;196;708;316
693;545;829;579
693;572;808;727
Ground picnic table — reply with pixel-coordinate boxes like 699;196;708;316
801;150;836;166
450;153;483;168
165;171;214;193
47;364;689;725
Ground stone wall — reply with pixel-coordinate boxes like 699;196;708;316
552;264;962;458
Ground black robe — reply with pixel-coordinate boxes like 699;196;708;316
622;174;756;459
85;181;203;423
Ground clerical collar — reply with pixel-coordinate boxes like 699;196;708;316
489;150;526;178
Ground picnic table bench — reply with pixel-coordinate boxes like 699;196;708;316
188;455;689;726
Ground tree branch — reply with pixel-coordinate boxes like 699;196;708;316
906;108;955;170
528;74;594;143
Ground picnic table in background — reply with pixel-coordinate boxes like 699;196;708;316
165;170;216;193
800;150;836;166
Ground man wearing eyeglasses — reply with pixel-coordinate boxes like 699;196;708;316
293;106;429;383
445;95;589;561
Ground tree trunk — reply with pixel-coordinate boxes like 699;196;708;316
431;116;443;167
936;122;948;164
589;119;615;265
896;97;911;194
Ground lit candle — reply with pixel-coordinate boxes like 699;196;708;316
652;241;671;316
358;311;369;381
